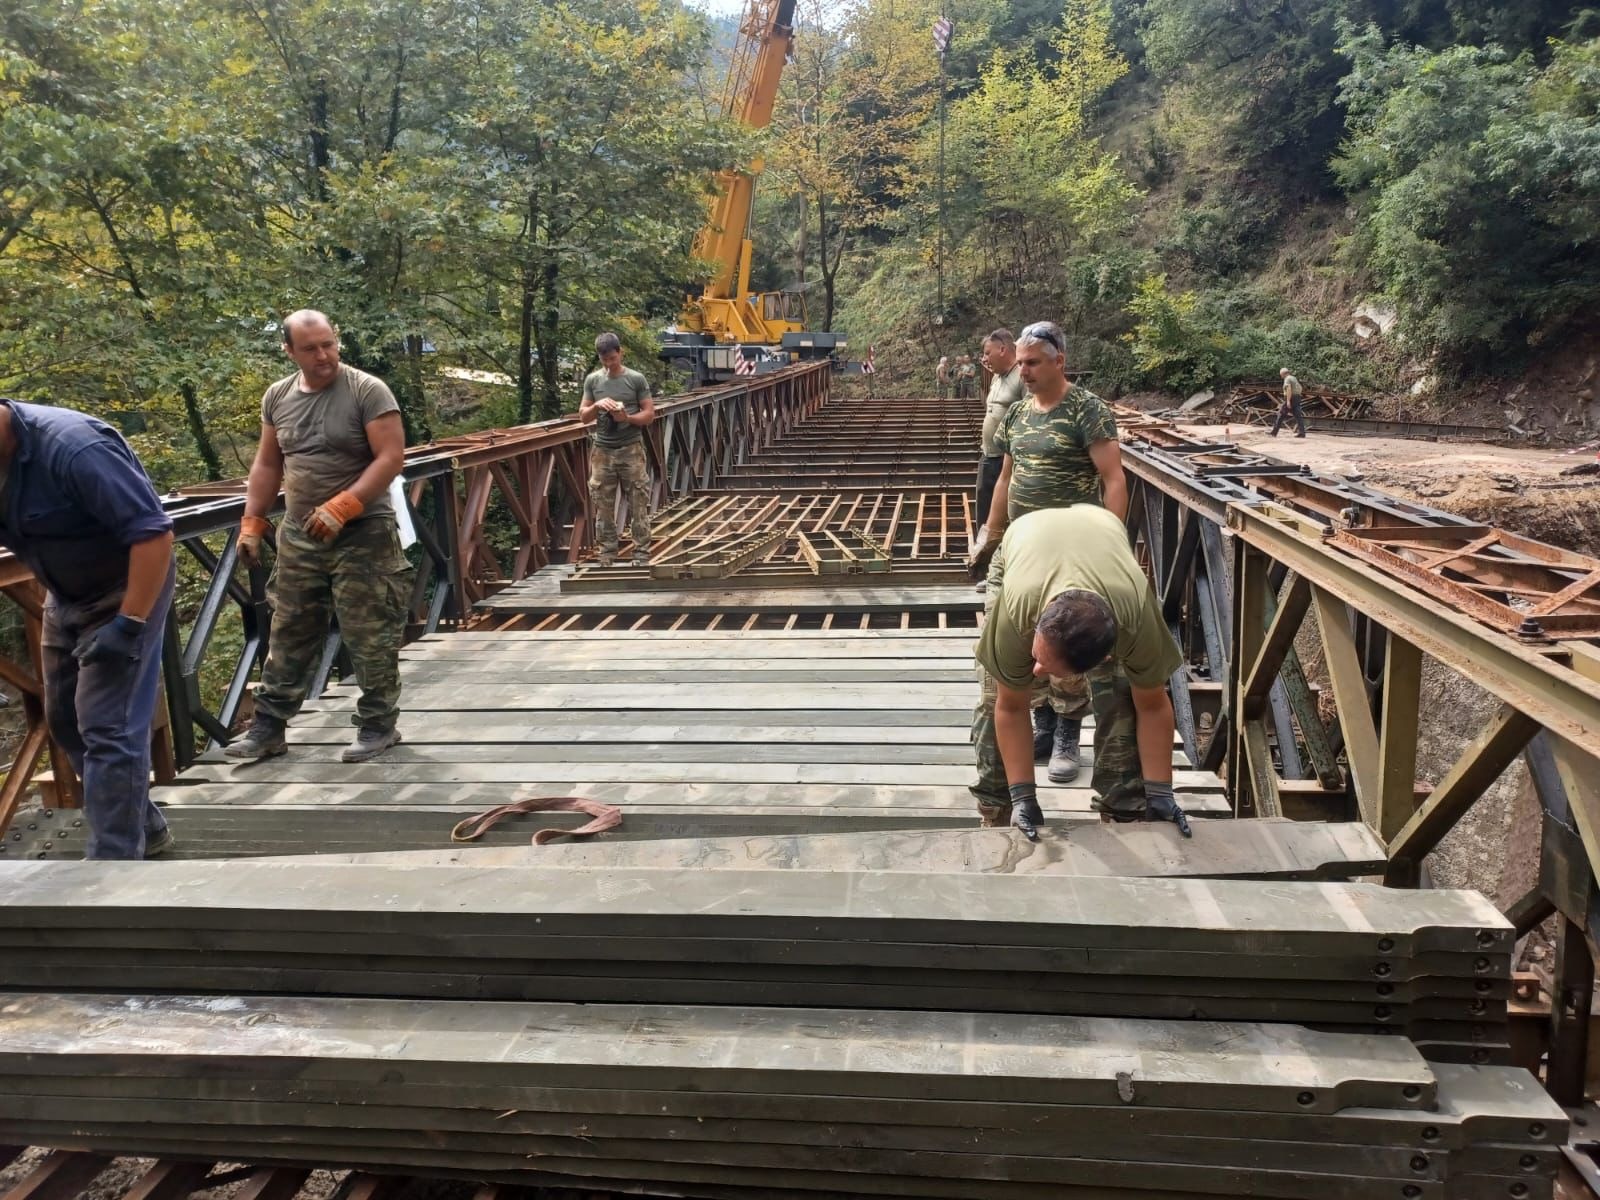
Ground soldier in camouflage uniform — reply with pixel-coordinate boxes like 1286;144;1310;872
580;332;656;567
227;310;413;765
968;321;1128;787
971;506;1189;841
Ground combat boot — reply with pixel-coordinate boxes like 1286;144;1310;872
343;726;403;763
1031;706;1057;761
223;717;287;762
1047;716;1082;784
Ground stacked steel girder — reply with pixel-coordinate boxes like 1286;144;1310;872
0;862;1516;1062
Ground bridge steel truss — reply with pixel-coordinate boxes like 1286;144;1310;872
0;363;829;830
1117;407;1600;1106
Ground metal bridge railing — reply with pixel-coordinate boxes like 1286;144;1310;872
1118;406;1600;1103
0;361;832;832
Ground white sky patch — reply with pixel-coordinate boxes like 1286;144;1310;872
687;0;750;16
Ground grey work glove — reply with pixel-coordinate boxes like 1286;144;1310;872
75;613;145;668
966;537;997;582
1009;782;1045;842
1144;780;1192;838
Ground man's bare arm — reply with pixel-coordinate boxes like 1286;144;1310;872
243;423;286;520
1090;438;1128;521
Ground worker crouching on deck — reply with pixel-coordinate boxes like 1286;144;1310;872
970;505;1190;841
0;399;176;859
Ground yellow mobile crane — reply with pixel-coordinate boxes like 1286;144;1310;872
662;0;846;385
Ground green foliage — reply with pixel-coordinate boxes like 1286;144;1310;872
1335;27;1600;364
1123;274;1228;392
1158;186;1280;279
1138;0;1354;187
0;0;730;466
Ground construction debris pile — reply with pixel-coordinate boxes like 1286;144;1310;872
0;859;1565;1200
1223;381;1374;425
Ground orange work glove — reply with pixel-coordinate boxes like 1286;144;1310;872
239;515;272;568
303;491;365;543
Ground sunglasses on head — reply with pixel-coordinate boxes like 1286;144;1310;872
1020;323;1063;351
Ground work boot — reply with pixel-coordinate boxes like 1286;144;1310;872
631;550;650;567
223;717;287;762
144;827;175;858
1032;707;1057;761
342;726;403;763
1047;717;1082;784
597;548;616;567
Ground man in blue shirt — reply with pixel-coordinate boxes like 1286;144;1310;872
0;400;177;859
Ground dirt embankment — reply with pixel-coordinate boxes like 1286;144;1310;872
1185;423;1600;551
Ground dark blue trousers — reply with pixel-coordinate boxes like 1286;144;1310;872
41;563;174;860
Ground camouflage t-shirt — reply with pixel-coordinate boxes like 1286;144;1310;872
994;385;1118;519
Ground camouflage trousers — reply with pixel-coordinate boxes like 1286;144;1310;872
590;442;651;554
970;548;1143;822
256;517;413;733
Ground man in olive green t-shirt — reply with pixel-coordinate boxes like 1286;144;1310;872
228;309;412;766
1272;367;1307;438
580;331;656;566
971;505;1189;841
975;328;1024;541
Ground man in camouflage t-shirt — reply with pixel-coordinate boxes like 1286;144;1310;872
968;321;1127;788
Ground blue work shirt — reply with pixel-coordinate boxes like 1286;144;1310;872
0;400;174;605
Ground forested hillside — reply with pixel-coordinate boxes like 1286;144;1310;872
755;0;1600;405
4;0;1600;488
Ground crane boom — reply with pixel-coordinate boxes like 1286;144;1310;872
691;0;796;307
665;0;845;386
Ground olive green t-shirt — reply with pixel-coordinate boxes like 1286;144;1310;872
974;505;1183;692
1283;374;1303;400
261;364;399;526
995;385;1118;519
980;365;1025;458
583;367;651;449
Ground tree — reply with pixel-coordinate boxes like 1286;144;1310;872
1335;27;1600;364
440;0;737;421
935;0;1137;313
765;0;940;331
0;0;283;480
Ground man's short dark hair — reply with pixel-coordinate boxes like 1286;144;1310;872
596;332;622;356
984;328;1014;349
1036;590;1117;673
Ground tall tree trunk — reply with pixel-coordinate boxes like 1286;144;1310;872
816;193;835;331
793;193;808;287
179;382;223;481
537;254;561;421
517;192;538;425
308;78;331;202
518;263;536;425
